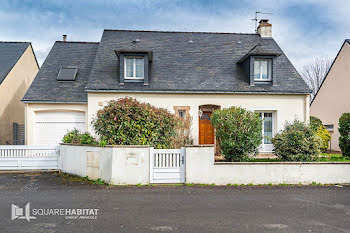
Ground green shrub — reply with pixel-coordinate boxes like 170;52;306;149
310;116;323;131
315;125;331;152
92;97;184;148
62;128;81;144
339;113;350;157
309;116;331;152
271;120;323;161
211;106;262;161
80;132;98;145
62;129;97;145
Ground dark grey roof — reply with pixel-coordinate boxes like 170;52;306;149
23;42;99;103
237;43;282;63
24;30;311;103
0;42;31;85
87;30;311;94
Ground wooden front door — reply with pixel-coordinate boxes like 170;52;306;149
199;111;214;144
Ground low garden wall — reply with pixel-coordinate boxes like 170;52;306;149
185;146;350;185
59;144;149;185
60;144;350;185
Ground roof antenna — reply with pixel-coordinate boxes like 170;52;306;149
251;11;272;33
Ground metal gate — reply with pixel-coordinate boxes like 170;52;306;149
0;145;59;170
150;148;185;183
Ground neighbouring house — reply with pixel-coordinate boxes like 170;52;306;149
311;39;350;152
0;42;39;145
23;20;311;153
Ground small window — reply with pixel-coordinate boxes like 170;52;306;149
254;59;272;81
124;57;144;80
324;124;334;131
57;67;78;81
174;106;190;119
178;110;186;119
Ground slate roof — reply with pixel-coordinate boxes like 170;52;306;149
237;43;282;63
23;29;311;103
23;41;99;103
87;30;311;94
0;42;31;85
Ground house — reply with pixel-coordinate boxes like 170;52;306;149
0;42;39;145
23;20;311;152
311;39;350;152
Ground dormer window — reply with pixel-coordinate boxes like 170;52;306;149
115;50;152;84
254;59;272;81
124;57;144;80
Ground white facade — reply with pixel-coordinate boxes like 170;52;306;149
25;93;309;150
87;92;310;150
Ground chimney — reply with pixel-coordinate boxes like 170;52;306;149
62;34;67;42
257;19;272;38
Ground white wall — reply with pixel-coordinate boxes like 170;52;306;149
111;146;150;185
186;146;350;185
60;145;350;185
88;93;309;146
59;144;101;177
59;145;149;185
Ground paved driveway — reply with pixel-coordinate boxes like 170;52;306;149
0;173;349;233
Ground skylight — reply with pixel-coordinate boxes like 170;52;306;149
57;67;78;81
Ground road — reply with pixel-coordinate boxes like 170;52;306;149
0;172;349;233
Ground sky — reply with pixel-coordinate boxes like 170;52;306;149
0;0;349;72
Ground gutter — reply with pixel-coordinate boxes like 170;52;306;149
21;100;87;104
86;89;311;95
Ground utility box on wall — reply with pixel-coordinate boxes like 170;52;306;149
87;151;100;180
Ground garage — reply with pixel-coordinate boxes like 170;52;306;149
35;111;86;144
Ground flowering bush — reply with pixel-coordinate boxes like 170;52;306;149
211;106;262;161
271;120;323;161
92;97;187;148
310;116;331;152
315;125;331;152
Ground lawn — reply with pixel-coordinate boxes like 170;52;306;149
249;153;350;162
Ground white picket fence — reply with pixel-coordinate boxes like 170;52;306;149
0;145;59;170
150;148;185;183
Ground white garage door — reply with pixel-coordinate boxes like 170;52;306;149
35;111;86;145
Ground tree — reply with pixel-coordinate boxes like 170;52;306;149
301;56;332;100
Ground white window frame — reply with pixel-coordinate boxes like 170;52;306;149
254;59;272;81
124;56;144;80
178;110;186;119
256;111;275;152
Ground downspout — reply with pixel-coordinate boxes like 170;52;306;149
24;103;28;145
305;94;310;122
